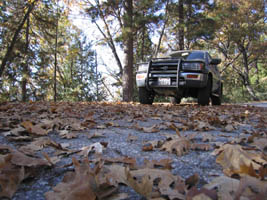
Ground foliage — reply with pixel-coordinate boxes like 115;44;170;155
0;0;107;102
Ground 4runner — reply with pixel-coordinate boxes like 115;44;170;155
136;50;222;105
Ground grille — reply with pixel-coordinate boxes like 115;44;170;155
148;60;180;87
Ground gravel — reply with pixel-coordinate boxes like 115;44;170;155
0;102;266;199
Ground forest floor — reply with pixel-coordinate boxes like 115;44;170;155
0;102;266;200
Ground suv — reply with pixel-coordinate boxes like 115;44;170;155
136;50;222;105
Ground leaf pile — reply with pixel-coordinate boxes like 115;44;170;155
0;102;266;199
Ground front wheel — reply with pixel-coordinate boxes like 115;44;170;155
198;77;211;106
138;87;154;104
211;84;222;105
170;97;181;104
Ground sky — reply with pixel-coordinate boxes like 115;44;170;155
69;5;125;100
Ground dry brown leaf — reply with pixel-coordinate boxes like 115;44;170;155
19;137;68;155
106;165;186;200
194;121;215;131
88;132;106;139
105;193;129;200
0;154;25;199
105;165;128;186
161;138;191;156
213;144;267;177
21;121;47;136
142;143;154;151
125;167;153;198
168;123;182;137
42;152;61;165
59;130;78;139
186;187;217;200
0;145;50;167
45;157;97;200
223;124;235;132
252;138;267;152
78;142;106;157
190;143;212;151
185;174;199;189
201;133;214;142
9;127;28;136
204;176;241;200
234;175;267;199
142;124;160;133
143;158;173;169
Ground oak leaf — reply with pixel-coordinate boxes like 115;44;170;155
161;138;191;156
213;144;267;177
125;167;153;198
21;121;47;136
45;157;97;200
0;154;25;199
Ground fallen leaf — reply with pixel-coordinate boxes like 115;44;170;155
190;143;212;151
251;138;267;152
21;121;47;136
204;176;240;200
0;154;25;199
223;124;235;132
144;158;173;169
59;130;78;139
125;167;153;198
45;157;97;200
78;142;106;157
142;124;160;133
201;133;214;142
235;175;267;200
213;144;267;177
194;121;215;131
185;174;199;189
161;138;191;156
88;132;106;139
186;187;217;200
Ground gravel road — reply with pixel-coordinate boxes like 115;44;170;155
0;102;266;199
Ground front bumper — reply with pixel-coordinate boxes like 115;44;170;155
136;72;208;88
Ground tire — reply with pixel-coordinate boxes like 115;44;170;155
211;84;222;105
198;77;211;106
139;87;154;104
170;97;181;104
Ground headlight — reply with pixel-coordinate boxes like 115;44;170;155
182;63;204;71
138;63;148;72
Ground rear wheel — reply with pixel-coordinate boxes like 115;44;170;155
170;97;181;104
198;77;211;106
139;87;154;104
211;84;222;105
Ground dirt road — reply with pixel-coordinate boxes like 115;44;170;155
0;102;266;199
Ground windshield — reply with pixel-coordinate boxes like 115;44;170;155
169;51;204;60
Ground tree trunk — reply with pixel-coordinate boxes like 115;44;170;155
240;46;259;101
122;0;134;102
185;0;192;49
0;0;38;77
154;0;169;58
54;8;58;102
178;0;184;50
21;16;30;102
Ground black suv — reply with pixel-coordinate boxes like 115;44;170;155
136;50;222;105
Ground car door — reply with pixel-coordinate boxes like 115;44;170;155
206;53;220;92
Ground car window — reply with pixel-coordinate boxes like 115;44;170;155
169;51;204;60
207;54;212;63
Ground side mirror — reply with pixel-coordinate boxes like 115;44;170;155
210;58;221;65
